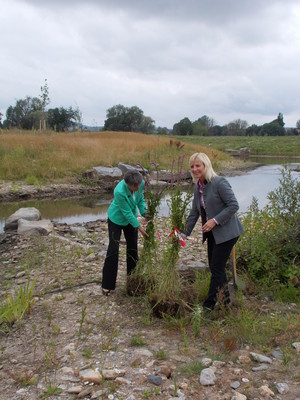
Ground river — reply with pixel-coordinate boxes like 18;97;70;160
0;160;299;233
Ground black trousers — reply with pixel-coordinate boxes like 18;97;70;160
203;233;238;310
102;218;138;290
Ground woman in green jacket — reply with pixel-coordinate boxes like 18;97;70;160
102;170;148;295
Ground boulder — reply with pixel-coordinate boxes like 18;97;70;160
118;162;148;175
17;218;53;236
4;207;41;231
93;166;122;178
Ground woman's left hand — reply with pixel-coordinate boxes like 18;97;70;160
138;225;149;238
202;219;216;233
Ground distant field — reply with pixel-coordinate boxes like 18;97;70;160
176;135;300;155
0;130;228;183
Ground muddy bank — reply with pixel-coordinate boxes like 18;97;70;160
0;161;259;204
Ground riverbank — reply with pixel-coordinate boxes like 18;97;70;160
0;160;259;203
0;217;299;399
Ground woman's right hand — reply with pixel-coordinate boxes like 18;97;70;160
138;225;149;238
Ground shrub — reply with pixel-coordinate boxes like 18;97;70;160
237;168;300;298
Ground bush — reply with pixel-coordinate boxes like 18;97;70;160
237;168;300;299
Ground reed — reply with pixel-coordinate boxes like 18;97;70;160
0;130;226;182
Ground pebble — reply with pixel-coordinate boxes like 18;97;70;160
252;365;269;372
258;385;275;397
292;342;300;352
276;382;289;394
200;368;216;386
201;357;212;367
231;393;247;400
230;381;241;389
147;374;163;386
250;352;272;364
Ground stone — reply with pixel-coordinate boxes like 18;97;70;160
67;386;82;394
118;162;147;175
276;382;289;394
212;360;226;368
230;381;241;389
258;385;275;397
5;207;41;230
252;365;268;372
17;218;53;235
102;368;126;379
199;368;216;386
292;342;300;352
250;352;272;364
271;349;282;360
93;166;122;178
201;357;212;367
231;393;247;400
79;368;102;384
147;374;162;386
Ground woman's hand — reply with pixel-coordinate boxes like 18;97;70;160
202;218;216;233
138;225;149;238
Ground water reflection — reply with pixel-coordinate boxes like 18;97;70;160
0;162;299;233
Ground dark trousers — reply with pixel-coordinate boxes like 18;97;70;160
102;218;138;290
203;233;238;310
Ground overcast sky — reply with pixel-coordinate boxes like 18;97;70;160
1;0;300;128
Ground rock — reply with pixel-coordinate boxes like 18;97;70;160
118;162;147;175
201;357;212;367
5;207;41;231
238;354;251;364
78;386;93;398
199;368;216;386
230;381;241;389
69;226;87;235
258;385;275;397
147;374;163;386
252;365;268;372
250;352;272;364
67;386;82;394
79;368;102;384
102;368;126;379
212;360;226;368
276;382;289;394
93;166;122;178
271;349;282;360
292;342;300;352
17;218;53;236
231;393;247;400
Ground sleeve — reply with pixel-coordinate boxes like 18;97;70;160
113;191;140;228
214;178;239;225
136;180;147;216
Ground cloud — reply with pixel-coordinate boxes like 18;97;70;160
1;0;300;127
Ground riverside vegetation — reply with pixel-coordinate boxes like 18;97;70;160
0;131;299;398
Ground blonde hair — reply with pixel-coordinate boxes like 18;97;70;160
189;152;217;182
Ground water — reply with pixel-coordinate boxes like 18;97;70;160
1;161;299;233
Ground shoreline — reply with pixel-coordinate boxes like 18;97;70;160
0;161;260;204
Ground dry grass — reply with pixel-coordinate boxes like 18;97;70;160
0;130;227;183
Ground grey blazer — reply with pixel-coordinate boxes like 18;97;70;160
185;176;244;244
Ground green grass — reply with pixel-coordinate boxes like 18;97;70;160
0;280;35;328
177;135;300;155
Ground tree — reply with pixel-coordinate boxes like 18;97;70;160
40;79;50;112
296;119;300;129
3;96;43;129
0;111;2;127
104;104;155;133
172;117;193;136
246;124;260;136
258;122;285;136
47;106;81;132
226;119;248;136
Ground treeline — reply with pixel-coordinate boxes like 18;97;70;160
0;80;81;132
170;113;299;137
1;80;300;135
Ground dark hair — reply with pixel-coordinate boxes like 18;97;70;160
124;170;143;186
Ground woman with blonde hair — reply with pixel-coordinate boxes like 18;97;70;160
183;152;244;311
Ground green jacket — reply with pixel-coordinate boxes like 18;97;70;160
107;179;147;228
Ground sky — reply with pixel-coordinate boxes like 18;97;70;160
1;0;300;129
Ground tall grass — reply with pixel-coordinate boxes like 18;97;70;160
0;130;227;182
